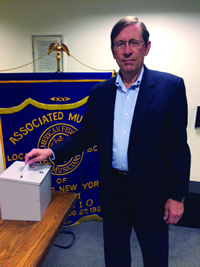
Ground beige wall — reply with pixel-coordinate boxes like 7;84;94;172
0;0;200;181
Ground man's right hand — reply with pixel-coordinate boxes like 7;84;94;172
25;148;53;165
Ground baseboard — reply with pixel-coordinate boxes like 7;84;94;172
189;181;200;194
177;181;200;229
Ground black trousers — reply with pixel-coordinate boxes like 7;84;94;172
103;169;169;267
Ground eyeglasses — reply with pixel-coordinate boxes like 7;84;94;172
113;39;145;49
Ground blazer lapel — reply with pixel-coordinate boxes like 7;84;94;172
100;70;155;150
129;67;155;140
103;78;117;152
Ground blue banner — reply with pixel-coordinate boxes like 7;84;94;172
0;72;114;226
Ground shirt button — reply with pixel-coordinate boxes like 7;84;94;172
123;131;126;134
125;113;128;116
122;149;125;152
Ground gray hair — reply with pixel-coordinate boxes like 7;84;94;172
110;16;150;48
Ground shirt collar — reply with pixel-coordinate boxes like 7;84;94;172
115;66;144;92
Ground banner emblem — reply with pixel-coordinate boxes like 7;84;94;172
37;123;84;175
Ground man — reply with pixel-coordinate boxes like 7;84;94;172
25;16;191;266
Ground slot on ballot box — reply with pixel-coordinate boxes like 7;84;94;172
0;161;51;221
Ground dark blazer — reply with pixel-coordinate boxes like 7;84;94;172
53;65;191;225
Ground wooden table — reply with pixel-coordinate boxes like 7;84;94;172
0;191;77;267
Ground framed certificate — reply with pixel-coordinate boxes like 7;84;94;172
32;35;63;72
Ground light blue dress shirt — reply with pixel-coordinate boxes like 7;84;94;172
112;67;144;171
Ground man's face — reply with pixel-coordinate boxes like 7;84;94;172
112;23;151;77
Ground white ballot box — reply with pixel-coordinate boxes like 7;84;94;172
0;161;51;221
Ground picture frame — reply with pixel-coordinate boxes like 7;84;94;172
32;35;64;73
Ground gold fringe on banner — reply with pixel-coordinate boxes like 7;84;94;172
63;214;103;228
0;97;89;115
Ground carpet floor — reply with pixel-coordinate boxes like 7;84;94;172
42;220;200;267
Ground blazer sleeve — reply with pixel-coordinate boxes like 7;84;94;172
167;77;191;201
51;88;97;165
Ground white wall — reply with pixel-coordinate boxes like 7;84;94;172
0;0;200;181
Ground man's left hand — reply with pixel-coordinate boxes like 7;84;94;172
163;198;184;224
